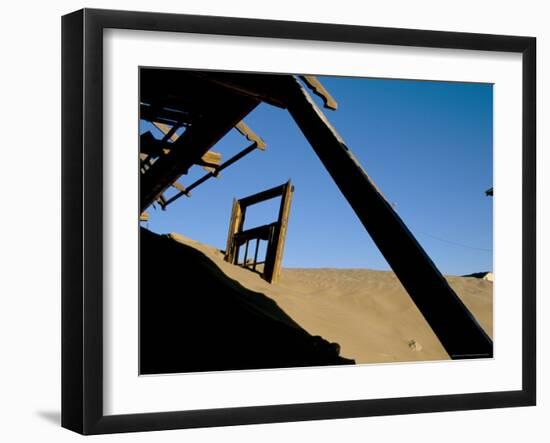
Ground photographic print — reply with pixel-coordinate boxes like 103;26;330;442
62;9;536;434
138;68;493;375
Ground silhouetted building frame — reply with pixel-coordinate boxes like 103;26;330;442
225;180;294;283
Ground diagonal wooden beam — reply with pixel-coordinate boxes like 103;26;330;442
282;76;492;359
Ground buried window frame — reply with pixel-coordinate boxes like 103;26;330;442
62;8;536;435
225;180;294;283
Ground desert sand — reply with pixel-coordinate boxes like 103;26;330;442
169;232;493;365
140;229;351;374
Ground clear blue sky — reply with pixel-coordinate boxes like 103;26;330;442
141;75;493;276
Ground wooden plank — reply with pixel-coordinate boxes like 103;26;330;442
200;150;222;166
233;223;274;243
238;183;287;208
300;75;338;110
171;181;187;193
197;150;222;173
271;181;294;283
235;121;266;150
253;239;260;271
225;199;243;262
261;181;293;283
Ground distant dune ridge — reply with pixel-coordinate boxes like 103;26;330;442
140;228;493;373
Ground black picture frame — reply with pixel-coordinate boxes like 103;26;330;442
61;8;536;435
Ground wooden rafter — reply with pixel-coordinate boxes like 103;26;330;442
235;121;266;150
299;75;338;110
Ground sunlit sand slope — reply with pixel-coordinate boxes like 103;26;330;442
169;232;493;365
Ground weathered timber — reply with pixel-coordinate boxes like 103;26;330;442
199;151;222;167
171;181;187;193
225;181;293;284
234;224;274;244
225;198;243;262
269;180;294;283
300;75;338;110
235;121;267;150
238;183;288;207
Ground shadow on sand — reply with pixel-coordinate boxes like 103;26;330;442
140;228;354;374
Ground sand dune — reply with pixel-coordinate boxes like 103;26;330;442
140;229;353;375
169;232;493;365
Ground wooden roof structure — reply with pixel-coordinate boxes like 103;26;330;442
139;68;493;360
